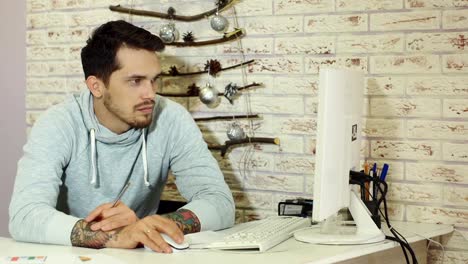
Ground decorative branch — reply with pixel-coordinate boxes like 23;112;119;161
166;29;244;47
156;82;262;97
194;114;260;122
208;137;281;157
162;59;255;77
109;1;233;22
216;83;261;95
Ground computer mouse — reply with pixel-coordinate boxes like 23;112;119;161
160;233;189;250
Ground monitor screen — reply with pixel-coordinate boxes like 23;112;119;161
312;68;363;223
294;68;385;244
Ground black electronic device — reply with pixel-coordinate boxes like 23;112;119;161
278;198;313;218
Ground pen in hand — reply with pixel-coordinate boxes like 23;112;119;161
111;181;132;208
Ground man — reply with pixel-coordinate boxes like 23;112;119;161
9;20;235;253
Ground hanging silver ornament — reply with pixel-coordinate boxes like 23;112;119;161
159;23;179;43
210;13;228;32
199;83;219;106
227;123;246;141
223;82;239;104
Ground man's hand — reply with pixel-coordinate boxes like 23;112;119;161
106;214;184;253
71;214;184;253
71;209;200;253
85;201;138;231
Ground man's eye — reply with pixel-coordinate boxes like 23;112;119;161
130;79;141;85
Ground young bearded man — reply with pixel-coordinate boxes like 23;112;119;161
9;20;235;253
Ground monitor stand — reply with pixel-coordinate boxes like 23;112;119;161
294;188;385;244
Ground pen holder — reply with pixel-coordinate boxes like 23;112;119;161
364;201;381;229
349;170;382;229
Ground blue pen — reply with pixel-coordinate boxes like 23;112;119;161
380;164;389;181
372;163;377;176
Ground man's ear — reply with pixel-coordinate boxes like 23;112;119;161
85;76;104;98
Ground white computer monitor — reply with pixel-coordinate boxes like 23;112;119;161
294;68;385;244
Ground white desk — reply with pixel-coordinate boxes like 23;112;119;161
1;221;453;264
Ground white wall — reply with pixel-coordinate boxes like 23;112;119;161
0;0;26;237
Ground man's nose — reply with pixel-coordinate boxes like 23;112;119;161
142;80;156;100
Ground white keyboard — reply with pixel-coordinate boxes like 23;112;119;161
205;216;311;252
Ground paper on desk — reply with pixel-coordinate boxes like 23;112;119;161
2;254;126;264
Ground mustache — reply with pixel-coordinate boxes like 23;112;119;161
135;100;155;109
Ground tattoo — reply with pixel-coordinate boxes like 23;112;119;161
164;209;201;234
70;220;121;248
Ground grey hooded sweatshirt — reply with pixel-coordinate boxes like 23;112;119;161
9;90;235;245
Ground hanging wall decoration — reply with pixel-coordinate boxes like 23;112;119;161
166;28;244;47
208;137;281;157
109;1;282;158
109;0;232;22
159;7;179;43
198;83;219;106
162;59;254;77
157;82;262;100
193;114;260;122
226;122;245;140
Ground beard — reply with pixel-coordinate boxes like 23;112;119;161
103;93;154;129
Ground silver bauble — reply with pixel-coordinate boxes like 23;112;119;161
227;123;246;141
210;14;228;32
199;83;219;106
159;23;179;43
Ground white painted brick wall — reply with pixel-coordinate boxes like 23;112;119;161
406;31;468;52
443;9;468;29
370;98;441;117
275;36;335;55
387;182;443;203
444;99;468;118
407;0;468;8
371;11;441;31
338;0;403;11
407;76;468;95
305;14;368;32
275;0;334;14
26;1;468;261
370;55;440;74
338;34;404;53
407;162;468;183
443;54;468;73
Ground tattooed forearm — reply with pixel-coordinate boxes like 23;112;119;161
164;209;201;234
70;220;121;248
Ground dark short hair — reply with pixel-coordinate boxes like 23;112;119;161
81;20;164;85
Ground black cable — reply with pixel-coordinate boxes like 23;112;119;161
350;171;417;264
371;179;411;264
377;180;418;264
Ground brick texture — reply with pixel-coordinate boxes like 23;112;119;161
26;1;468;261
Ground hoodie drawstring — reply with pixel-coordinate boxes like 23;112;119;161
89;128;149;187
142;129;149;187
90;128;97;185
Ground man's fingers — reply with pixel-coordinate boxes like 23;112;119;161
100;207;121;219
144;215;184;244
144;229;172;253
90;210;137;231
134;222;171;253
100;217;133;231
90;214;121;231
85;203;112;222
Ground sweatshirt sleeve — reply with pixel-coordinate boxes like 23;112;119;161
9;108;80;245
167;106;235;231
